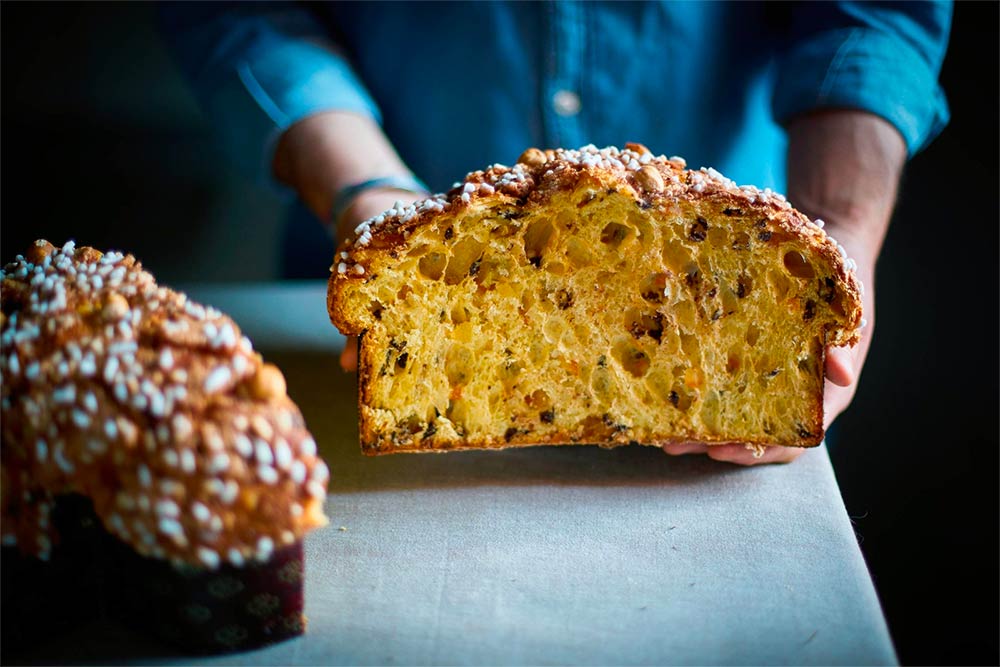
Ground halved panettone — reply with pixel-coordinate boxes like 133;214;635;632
328;144;863;455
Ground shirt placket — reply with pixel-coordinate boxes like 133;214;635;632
542;1;586;148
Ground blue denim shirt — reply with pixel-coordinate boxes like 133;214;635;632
159;1;951;195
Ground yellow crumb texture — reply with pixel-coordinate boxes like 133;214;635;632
330;150;861;455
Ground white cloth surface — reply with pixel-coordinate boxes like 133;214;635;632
230;443;895;666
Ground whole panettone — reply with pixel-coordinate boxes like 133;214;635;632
328;144;863;455
1;240;328;652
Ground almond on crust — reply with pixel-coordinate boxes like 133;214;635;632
328;144;863;455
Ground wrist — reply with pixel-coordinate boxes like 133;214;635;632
786;110;905;263
334;184;429;242
272;111;421;223
819;218;879;270
330;173;429;230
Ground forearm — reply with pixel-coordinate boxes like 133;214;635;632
272;112;424;238
786;110;907;263
787;110;906;404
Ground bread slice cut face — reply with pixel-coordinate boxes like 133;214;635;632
328;144;862;455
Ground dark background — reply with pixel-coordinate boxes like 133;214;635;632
2;2;997;664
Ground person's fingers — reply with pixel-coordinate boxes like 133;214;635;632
662;441;804;465
823;377;857;430
662;441;710;456
823;310;872;427
339;335;359;372
705;443;804;465
824;344;856;387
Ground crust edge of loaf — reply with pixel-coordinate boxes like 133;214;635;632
327;146;863;349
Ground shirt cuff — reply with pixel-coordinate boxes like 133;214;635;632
204;40;382;193
772;27;950;156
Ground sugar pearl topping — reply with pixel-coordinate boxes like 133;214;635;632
1;240;329;566
331;143;864;338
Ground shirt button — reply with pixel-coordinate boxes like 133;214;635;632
552;89;581;116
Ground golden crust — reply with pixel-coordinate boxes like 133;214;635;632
1;240;329;566
328;144;863;455
330;144;863;345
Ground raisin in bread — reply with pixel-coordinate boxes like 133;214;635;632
328;144;863;455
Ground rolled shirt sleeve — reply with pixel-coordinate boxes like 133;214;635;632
157;2;381;188
773;1;952;156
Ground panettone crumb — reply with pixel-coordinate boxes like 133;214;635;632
328;145;863;454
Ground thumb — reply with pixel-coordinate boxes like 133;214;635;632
339;336;359;372
825;344;857;387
